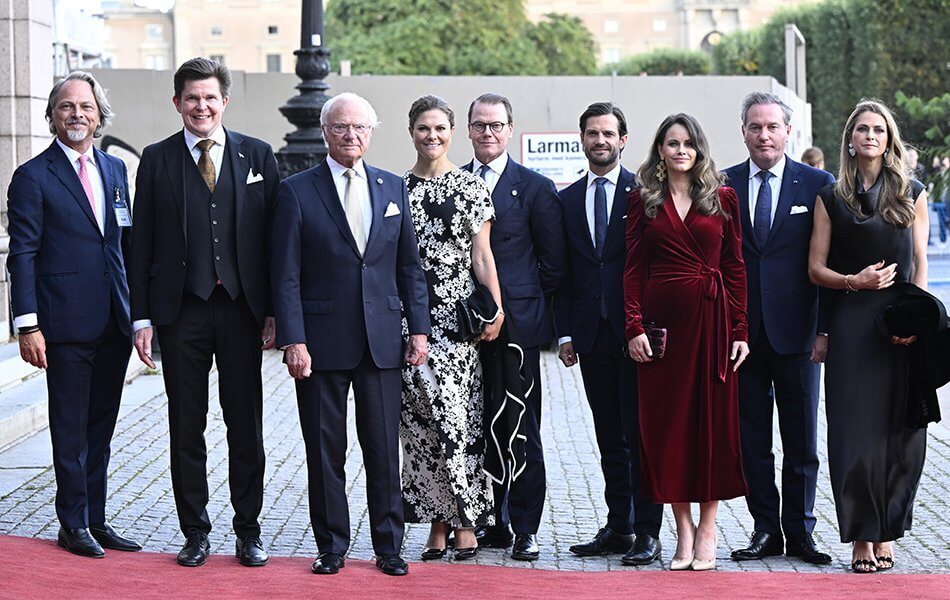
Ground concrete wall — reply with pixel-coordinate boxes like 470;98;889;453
88;70;813;179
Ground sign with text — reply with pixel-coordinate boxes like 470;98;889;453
520;132;587;187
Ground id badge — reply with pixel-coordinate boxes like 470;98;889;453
113;186;132;227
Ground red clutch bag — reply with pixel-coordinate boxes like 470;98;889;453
643;322;667;359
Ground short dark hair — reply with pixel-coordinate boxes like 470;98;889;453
409;95;454;128
579;102;627;138
467;93;513;124
174;57;232;99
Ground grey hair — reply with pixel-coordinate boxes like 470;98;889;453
46;71;114;137
740;92;792;126
320;92;379;128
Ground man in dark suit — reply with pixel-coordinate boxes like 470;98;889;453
271;92;430;577
724;92;835;565
463;93;567;561
7;71;141;558
554;102;664;566
128;58;278;568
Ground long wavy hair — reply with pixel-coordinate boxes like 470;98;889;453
637;113;725;219
834;99;914;227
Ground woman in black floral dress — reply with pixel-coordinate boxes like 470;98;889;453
400;95;504;561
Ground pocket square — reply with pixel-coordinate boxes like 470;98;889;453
790;205;809;215
384;202;400;217
246;170;264;184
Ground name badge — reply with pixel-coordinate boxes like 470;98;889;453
113;187;132;227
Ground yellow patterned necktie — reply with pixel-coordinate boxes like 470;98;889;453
196;139;216;192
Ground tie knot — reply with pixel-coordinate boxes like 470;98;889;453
757;170;773;183
196;139;215;152
77;154;88;166
594;177;607;188
478;164;491;178
344;168;357;180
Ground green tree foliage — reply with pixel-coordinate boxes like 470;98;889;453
896;91;950;196
325;0;595;76
600;48;711;76
711;29;761;75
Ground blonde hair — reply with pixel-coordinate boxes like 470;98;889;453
834;99;914;227
637;113;725;219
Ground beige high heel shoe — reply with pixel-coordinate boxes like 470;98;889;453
690;556;717;571
669;553;694;571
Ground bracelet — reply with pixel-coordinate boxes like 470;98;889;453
844;274;858;293
17;325;40;335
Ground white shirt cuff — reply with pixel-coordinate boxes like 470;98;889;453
13;313;38;329
557;336;572;346
133;319;153;332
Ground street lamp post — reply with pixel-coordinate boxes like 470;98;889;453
275;0;331;178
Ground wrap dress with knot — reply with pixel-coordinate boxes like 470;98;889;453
624;186;749;503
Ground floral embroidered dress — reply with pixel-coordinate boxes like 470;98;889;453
400;168;496;526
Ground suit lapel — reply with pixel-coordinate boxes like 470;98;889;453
94;147;116;238
767;158;802;243
492;157;520;220
564;178;595;259
312;161;362;257
363;164;387;256
225;129;246;233
164;133;188;242
733;160;756;249
45;142;100;234
606;168;635;255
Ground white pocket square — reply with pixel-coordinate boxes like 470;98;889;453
790;205;809;215
246;170;264;184
384;202;400;217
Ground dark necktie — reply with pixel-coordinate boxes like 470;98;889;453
478;164;491;180
594;177;609;319
753;170;773;246
196;139;216;192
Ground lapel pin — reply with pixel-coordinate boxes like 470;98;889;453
793;179;799;184
511;190;518;196
238;152;245;159
377;177;383;184
625;186;632;193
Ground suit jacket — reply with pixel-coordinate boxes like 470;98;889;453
553;167;637;354
723;157;834;354
7;141;132;343
271;160;430;370
463;156;567;348
128;129;279;327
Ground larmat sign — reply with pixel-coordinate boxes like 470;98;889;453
520;132;587;188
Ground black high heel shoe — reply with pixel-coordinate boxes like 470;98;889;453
452;528;478;561
421;532;450;561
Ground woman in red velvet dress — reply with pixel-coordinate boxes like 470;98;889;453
624;114;750;571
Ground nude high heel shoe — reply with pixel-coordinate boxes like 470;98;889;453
669;553;694;570
690;556;717;571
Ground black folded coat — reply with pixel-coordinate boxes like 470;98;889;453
875;282;950;428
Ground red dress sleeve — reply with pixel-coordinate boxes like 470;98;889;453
718;186;749;342
624;189;648;341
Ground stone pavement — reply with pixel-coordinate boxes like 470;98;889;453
1;350;949;574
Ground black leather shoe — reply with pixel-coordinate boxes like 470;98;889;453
235;536;269;567
452;545;478;561
89;523;141;552
57;527;105;558
311;552;345;574
569;527;634;556
475;524;514;548
730;531;784;561
375;553;409;576
621;534;662;565
511;534;540;561
786;533;832;565
177;529;211;567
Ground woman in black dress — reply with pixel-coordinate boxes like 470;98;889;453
807;99;930;573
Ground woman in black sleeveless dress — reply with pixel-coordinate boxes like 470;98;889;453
807;100;930;573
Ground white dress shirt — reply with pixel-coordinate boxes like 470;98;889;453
326;155;373;236
748;154;786;227
472;153;509;195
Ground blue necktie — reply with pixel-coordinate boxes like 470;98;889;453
594;177;608;258
753;170;773;247
478;164;491;180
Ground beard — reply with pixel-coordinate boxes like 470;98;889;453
586;146;619;168
66;128;90;142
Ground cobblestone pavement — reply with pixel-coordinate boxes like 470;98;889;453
1;350;949;574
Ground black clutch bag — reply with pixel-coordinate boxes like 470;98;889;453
455;284;499;341
643;322;667;359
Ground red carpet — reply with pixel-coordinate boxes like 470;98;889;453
1;535;947;599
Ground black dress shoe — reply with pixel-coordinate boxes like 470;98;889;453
785;533;832;565
452;545;478;561
569;527;634;557
475;524;514;548
58;527;105;558
177;529;211;567
730;531;784;561
621;534;662;565
375;553;409;576
311;552;345;574
235;536;269;567
511;534;540;561
90;523;141;552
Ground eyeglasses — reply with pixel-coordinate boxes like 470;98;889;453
327;123;373;135
469;121;509;133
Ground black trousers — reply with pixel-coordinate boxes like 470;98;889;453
493;345;545;535
738;330;820;535
46;310;130;529
296;349;404;555
578;319;663;537
157;288;265;538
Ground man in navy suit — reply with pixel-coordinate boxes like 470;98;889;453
128;58;278;568
463;93;567;561
271;93;430;577
554;102;664;565
724;92;835;565
7;72;141;558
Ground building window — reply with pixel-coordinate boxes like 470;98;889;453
145;55;166;70
146;24;163;39
268;25;279;35
652;19;667;32
604;20;619;34
210;54;226;65
266;54;282;72
603;47;622;65
211;26;222;37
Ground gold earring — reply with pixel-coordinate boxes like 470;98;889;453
656;160;667;181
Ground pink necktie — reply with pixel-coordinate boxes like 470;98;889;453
77;154;97;218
